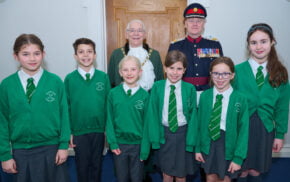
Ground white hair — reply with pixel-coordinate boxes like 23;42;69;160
126;19;146;32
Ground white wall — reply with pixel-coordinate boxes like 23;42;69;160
0;0;290;156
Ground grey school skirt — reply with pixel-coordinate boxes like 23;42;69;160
156;125;197;178
242;112;274;173
201;130;240;179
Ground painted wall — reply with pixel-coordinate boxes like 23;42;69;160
0;0;289;156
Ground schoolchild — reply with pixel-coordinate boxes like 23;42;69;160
146;50;198;182
106;55;150;182
64;38;111;182
195;57;249;182
233;23;290;182
0;34;70;182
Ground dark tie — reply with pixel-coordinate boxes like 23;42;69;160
256;66;264;89
85;73;90;81
26;78;36;103
209;94;223;141
168;85;178;133
127;89;132;96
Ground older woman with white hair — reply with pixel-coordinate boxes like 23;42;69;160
108;19;164;90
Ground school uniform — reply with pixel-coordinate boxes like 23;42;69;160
146;79;198;177
64;67;111;182
196;87;249;179
233;59;290;173
0;69;70;182
106;83;149;182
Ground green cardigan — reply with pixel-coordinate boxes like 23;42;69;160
107;47;164;87
196;88;249;165
0;71;70;161
146;80;198;153
232;61;290;139
106;84;150;160
64;69;111;135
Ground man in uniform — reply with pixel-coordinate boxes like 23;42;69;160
169;3;223;93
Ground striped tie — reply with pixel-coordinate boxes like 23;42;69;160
26;78;36;103
85;73;91;81
168;85;178;132
209;94;223;141
256;66;264;89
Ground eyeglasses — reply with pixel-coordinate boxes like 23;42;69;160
211;72;232;79
126;29;145;33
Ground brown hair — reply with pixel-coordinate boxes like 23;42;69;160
209;56;235;86
73;38;96;54
165;50;187;68
13;34;44;55
247;23;288;87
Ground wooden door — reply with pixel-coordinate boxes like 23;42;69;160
106;0;187;65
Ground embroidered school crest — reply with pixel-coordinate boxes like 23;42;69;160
45;91;56;102
235;103;241;112
135;100;144;110
95;82;104;91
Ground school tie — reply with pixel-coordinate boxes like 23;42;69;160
256;66;264;89
85;73;91;81
127;89;132;96
26;78;36;103
209;94;223;141
168;85;178;133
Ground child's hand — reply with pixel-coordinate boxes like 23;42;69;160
272;139;283;152
227;162;241;173
55;149;68;165
69;135;76;148
1;159;17;173
195;153;205;163
112;149;121;155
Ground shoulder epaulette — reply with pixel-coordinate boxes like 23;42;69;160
203;35;220;42
170;37;185;44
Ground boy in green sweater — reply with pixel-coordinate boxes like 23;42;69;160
106;55;150;182
64;38;111;182
0;34;70;182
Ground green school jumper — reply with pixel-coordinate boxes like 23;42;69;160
64;69;111;136
233;61;290;139
106;84;150;160
146;80;198;153
108;47;164;87
196;88;249;165
0;70;70;162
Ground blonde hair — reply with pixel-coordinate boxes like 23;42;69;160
118;55;141;70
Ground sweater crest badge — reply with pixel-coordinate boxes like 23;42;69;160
235;103;241;112
95;82;104;91
45;91;56;102
135;100;144;110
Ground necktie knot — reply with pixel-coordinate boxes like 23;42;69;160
258;66;263;71
127;89;132;96
27;78;34;84
170;85;176;91
216;94;223;101
85;73;90;81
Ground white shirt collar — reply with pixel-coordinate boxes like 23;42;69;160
165;79;181;90
77;67;95;79
123;82;140;95
249;57;267;76
213;86;233;98
18;67;43;86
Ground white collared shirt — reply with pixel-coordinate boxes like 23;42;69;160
162;79;187;127
249;58;268;77
77;67;95;80
123;82;140;96
213;86;233;131
18;68;43;92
